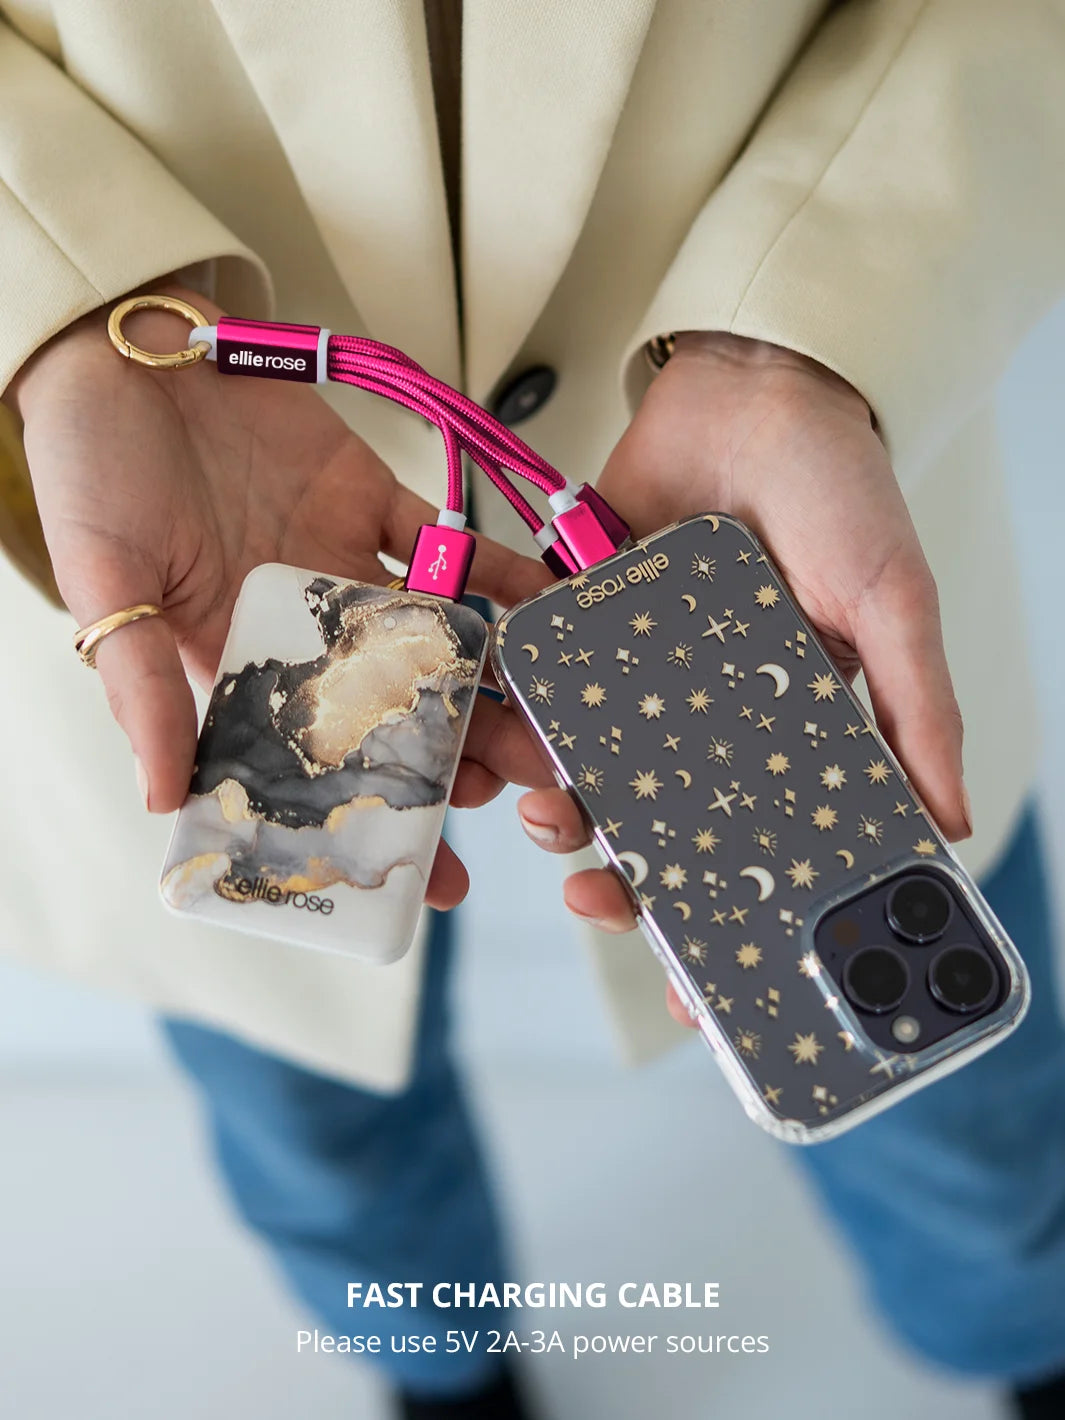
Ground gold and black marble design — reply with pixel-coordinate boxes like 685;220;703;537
162;569;486;959
494;516;1028;1140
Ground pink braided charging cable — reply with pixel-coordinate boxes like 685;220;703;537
193;314;629;590
328;334;564;528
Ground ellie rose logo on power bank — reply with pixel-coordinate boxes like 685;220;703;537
220;873;334;914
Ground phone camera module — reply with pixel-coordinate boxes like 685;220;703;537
843;946;910;1016
928;945;997;1014
887;875;953;944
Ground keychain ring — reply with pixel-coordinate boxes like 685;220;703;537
107;294;211;370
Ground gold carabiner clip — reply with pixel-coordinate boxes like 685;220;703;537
107;294;211;370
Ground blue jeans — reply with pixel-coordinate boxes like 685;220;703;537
796;805;1065;1385
164;804;1065;1394
165;915;508;1399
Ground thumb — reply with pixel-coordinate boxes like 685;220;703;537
65;545;197;814
851;554;969;843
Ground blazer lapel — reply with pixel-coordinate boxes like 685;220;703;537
461;0;657;398
208;0;460;380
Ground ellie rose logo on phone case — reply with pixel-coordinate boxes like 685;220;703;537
574;552;669;608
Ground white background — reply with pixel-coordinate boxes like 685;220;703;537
0;306;1063;1419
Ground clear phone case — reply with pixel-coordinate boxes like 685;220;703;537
161;564;487;963
494;515;1029;1142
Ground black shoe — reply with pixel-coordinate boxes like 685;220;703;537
1013;1369;1065;1420
399;1367;532;1420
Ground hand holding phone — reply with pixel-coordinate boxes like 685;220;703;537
494;516;1028;1141
596;331;971;844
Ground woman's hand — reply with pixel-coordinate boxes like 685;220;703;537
514;332;968;1020
10;287;553;909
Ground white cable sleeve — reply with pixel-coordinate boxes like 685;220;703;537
316;328;331;384
548;487;579;515
188;325;218;361
436;509;467;531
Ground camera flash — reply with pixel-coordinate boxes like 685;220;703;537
892;1015;921;1044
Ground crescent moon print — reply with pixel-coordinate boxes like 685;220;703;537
495;513;960;1133
521;643;540;662
616;851;649;887
739;865;776;901
755;663;790;698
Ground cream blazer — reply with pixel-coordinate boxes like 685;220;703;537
1;0;1062;1088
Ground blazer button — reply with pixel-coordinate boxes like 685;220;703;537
490;365;557;426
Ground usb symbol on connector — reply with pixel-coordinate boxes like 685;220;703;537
405;523;475;601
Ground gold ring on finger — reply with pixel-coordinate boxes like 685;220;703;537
73;603;165;669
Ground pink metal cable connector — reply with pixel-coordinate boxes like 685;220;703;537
404;522;476;600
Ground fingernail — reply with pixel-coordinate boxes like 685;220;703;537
568;906;631;932
134;756;150;809
960;781;973;835
518;812;558;847
569;909;612;929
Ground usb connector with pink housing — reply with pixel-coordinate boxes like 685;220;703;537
543;483;631;575
404;515;477;601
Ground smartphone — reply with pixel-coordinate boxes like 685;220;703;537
493;514;1029;1142
161;564;487;963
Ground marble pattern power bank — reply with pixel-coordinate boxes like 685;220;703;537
161;565;487;961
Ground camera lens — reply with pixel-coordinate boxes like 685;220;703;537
843;946;910;1015
887;875;953;944
928;946;997;1014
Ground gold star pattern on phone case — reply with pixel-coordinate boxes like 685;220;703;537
493;515;1028;1141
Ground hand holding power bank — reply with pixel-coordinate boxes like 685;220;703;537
99;298;627;965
